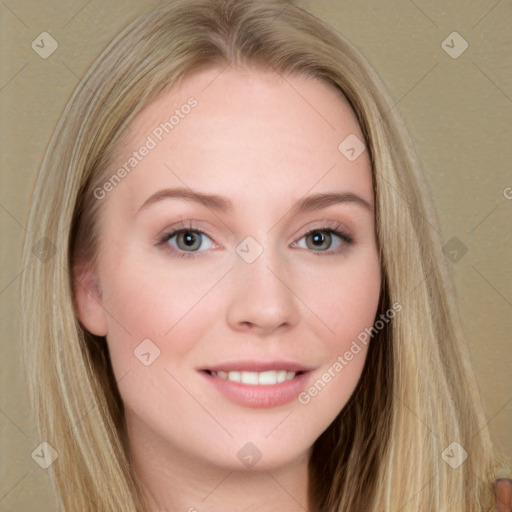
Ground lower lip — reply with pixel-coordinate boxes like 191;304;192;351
200;371;311;408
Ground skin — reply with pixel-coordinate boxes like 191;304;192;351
75;64;381;512
495;478;512;512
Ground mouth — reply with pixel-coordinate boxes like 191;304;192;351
198;361;313;408
202;369;306;385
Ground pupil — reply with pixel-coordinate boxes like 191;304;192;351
313;232;324;245
180;231;200;249
308;230;331;250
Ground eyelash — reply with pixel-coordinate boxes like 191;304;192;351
156;220;353;260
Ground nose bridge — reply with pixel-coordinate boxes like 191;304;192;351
225;235;300;333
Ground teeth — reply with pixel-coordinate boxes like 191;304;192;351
242;372;259;385
228;371;241;382
276;370;288;383
210;370;297;385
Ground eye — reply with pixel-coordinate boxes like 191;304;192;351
293;224;353;253
304;230;337;251
162;229;214;254
156;220;353;259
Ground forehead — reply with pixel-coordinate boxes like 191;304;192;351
104;65;372;214
120;64;363;149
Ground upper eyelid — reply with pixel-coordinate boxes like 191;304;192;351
160;220;350;237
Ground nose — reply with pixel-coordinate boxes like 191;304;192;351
225;246;301;336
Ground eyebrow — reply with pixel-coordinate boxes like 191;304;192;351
137;187;373;215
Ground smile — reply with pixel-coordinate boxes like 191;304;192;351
200;364;312;408
206;369;300;385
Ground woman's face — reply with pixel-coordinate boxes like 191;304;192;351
76;65;381;472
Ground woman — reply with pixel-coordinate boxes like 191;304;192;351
21;0;510;510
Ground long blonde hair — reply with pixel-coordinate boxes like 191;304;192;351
21;0;506;510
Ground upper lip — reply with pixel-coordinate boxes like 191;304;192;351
200;360;313;373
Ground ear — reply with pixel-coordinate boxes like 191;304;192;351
73;261;108;336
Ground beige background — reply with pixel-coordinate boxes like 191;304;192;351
1;0;510;509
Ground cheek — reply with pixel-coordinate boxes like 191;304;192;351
97;254;226;375
295;250;380;391
297;249;381;344
97;259;227;435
